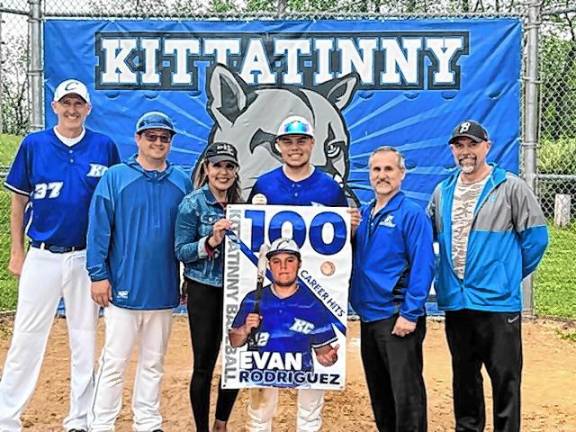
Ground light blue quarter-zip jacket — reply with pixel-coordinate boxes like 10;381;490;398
429;164;549;312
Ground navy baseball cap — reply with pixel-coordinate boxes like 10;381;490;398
266;238;301;260
205;142;238;166
136;112;176;135
449;120;489;144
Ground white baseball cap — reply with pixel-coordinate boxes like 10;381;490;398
53;79;90;103
266;238;301;260
276;116;314;139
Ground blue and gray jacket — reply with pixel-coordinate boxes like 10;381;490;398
429;164;549;312
87;155;192;310
350;191;435;323
175;184;227;287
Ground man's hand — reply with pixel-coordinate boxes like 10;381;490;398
244;313;262;335
348;207;362;236
314;343;340;367
391;316;417;337
91;279;112;307
8;251;25;277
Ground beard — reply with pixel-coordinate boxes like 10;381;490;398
458;157;477;174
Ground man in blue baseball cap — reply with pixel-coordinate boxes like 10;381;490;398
87;111;191;432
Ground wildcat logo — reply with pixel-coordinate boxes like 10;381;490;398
197;63;359;202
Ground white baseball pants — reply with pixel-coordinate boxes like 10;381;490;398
0;247;98;432
89;304;172;432
247;387;325;432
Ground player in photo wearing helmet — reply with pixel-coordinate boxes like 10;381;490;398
229;238;340;379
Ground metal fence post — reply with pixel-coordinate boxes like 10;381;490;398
522;0;542;316
28;0;43;132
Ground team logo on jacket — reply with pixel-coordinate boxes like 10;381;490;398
380;215;396;228
87;164;109;178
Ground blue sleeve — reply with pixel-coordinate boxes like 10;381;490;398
311;307;337;348
247;179;262;204
334;184;348;206
5;138;32;195
108;139;121;166
400;208;435;322
86;171;115;281
232;293;254;328
174;195;209;263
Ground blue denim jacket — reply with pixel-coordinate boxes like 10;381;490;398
175;184;225;287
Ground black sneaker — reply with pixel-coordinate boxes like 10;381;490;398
68;429;87;432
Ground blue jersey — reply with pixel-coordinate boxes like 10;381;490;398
87;156;192;310
5;128;120;247
232;284;337;373
248;167;347;206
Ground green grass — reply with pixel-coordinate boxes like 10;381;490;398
534;224;576;319
0;134;21;166
0;135;19;310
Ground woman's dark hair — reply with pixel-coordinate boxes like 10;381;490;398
193;159;243;204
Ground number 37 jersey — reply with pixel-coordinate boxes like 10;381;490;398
5;128;120;247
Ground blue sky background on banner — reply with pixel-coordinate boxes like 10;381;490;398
44;19;521;206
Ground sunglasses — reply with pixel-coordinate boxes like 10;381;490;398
142;131;172;144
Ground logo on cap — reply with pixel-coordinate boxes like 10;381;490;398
459;122;471;133
276;116;315;138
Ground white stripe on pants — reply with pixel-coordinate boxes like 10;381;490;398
89;304;172;432
247;387;325;432
0;247;98;432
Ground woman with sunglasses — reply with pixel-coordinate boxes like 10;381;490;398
175;142;242;432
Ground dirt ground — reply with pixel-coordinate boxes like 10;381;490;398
0;316;575;431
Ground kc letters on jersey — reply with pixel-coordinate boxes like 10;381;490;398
222;205;351;390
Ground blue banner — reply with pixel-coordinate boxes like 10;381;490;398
44;18;521;206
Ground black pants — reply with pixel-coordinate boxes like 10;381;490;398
360;315;427;432
445;310;522;432
186;279;239;432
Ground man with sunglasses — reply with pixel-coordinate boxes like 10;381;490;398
0;79;119;432
87;111;192;432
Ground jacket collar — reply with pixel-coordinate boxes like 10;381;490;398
126;154;173;180
201;184;219;205
366;190;405;217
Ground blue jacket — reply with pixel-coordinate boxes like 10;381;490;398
175;184;226;287
350;192;435;323
429;164;549;312
87;156;192;310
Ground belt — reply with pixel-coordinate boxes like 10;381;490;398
31;241;86;253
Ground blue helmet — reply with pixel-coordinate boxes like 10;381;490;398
136;111;176;135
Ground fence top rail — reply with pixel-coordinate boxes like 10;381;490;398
43;11;526;20
0;6;29;15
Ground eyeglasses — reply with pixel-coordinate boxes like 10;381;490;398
142;132;172;144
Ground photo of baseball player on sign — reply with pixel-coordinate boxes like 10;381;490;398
222;205;351;390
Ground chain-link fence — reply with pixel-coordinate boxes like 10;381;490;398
0;0;575;316
0;0;29;310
